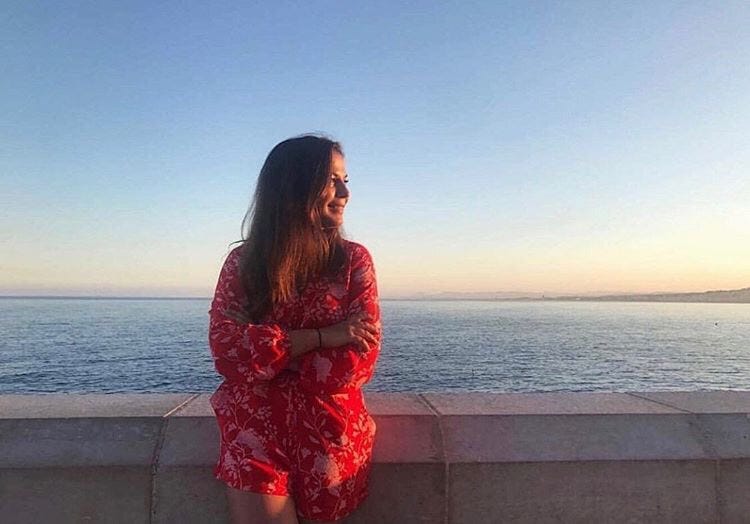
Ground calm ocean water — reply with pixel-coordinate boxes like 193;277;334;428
0;298;748;394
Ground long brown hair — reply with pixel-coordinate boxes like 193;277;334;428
237;134;347;321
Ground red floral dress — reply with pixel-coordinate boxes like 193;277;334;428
208;240;380;521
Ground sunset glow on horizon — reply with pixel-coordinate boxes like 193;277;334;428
2;2;749;298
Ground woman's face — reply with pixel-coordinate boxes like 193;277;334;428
320;151;349;228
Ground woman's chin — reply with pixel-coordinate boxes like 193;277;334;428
322;216;344;229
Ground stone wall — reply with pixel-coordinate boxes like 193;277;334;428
1;391;750;523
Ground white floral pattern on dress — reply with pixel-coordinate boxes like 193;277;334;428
208;241;380;521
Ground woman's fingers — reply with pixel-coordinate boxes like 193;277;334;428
354;320;379;337
353;327;378;349
316;314;379;350
353;335;370;352
351;321;377;334
347;317;379;350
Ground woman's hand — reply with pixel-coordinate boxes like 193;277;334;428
320;312;379;352
221;308;378;354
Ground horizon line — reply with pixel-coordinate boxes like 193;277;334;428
2;286;748;302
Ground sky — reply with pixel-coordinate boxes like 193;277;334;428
2;1;749;298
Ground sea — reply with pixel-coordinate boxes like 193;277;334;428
1;297;748;394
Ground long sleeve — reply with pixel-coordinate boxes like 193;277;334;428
299;243;381;393
208;247;292;384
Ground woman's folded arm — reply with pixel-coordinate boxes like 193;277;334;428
208;248;293;383
300;243;381;391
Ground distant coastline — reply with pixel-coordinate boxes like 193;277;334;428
549;287;750;304
387;287;750;304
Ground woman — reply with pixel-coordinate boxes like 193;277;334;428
208;135;381;523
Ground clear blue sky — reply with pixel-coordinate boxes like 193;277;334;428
2;1;749;297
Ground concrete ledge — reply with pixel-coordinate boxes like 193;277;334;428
1;391;750;523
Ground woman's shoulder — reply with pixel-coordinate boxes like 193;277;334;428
220;243;246;274
343;239;374;264
227;243;245;258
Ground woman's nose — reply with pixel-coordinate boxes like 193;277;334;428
335;180;349;198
